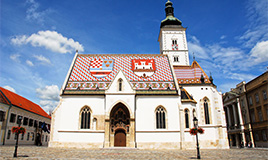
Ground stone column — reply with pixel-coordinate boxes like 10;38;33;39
129;119;135;148
232;104;238;126
104;119;110;148
236;98;245;145
226;106;232;128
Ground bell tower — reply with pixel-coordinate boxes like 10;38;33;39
158;0;189;66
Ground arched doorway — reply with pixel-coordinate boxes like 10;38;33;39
110;103;130;147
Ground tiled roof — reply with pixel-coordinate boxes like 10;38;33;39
181;87;196;103
0;87;51;119
174;60;211;84
64;54;176;92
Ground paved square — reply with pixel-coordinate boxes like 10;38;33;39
0;146;267;159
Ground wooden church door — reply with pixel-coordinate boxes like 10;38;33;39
114;130;126;147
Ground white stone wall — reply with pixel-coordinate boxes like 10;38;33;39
50;95;105;145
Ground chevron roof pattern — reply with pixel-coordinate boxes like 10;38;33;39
174;61;211;84
64;54;176;92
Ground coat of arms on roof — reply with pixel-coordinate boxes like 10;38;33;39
131;59;156;77
89;59;114;78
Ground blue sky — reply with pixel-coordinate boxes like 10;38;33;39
1;0;267;113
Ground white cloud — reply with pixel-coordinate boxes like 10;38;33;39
3;86;16;93
36;85;60;101
249;40;268;65
11;30;84;54
239;0;268;48
11;35;27;45
220;35;226;40
10;54;21;62
33;55;51;64
25;0;51;25
39;100;59;113
26;60;34;66
36;85;60;113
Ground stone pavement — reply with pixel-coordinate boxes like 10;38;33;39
0;146;267;160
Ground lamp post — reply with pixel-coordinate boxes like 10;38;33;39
13;116;22;158
193;117;201;159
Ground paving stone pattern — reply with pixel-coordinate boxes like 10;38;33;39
0;146;267;160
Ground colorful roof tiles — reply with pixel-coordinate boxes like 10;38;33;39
0;87;51;119
64;54;177;93
174;61;211;84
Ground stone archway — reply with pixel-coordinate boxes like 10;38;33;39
110;103;130;147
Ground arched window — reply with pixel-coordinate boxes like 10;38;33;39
93;118;97;130
185;109;189;128
204;100;210;124
156;106;166;129
80;106;91;129
118;79;123;91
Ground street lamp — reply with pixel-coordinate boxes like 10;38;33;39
193;117;201;159
13;116;22;158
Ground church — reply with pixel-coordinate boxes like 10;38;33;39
49;0;229;149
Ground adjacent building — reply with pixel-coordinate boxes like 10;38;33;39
49;0;229;149
0;87;51;145
223;71;268;148
246;71;268;148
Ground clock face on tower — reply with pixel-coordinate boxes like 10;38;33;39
172;44;178;50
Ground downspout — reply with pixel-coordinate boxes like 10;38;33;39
0;90;12;145
135;94;137;148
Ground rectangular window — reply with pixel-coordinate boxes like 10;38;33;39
250;109;255;122
10;113;16;123
262;130;267;141
7;130;11;139
257;108;263;121
29;119;33;127
34;120;37;128
0;110;5;122
42;135;44;142
21;133;24;140
27;132;30;141
255;93;259;103
23;117;28;126
17;115;23;124
249;97;253;106
39;121;42;128
263;90;267;100
255;132;259;141
32;132;34;141
45;135;48;142
14;133;17;140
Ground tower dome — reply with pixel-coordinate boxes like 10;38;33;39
160;0;182;28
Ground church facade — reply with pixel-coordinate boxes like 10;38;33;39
49;1;229;149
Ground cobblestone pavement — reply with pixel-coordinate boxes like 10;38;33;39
0;146;267;160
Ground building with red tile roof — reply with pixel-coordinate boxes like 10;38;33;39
0;87;50;145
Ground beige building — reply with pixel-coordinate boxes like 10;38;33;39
223;71;268;148
246;71;268;148
0;87;51;146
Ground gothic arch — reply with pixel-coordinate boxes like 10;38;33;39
155;105;167;129
184;108;190;128
118;78;123;91
199;97;212;125
79;105;92;129
107;100;133;119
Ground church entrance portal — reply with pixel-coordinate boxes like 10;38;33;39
110;103;130;147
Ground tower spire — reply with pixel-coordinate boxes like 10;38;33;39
160;0;182;28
